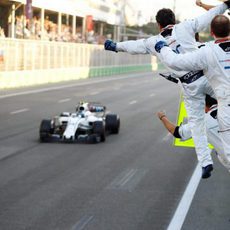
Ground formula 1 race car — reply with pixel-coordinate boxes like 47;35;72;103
39;102;120;143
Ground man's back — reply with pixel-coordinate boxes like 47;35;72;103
202;41;230;97
104;2;229;177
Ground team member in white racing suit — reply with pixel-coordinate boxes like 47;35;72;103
157;95;230;175
104;1;230;178
156;14;230;165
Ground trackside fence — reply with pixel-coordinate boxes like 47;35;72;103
0;38;157;88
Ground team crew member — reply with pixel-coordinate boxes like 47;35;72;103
156;14;230;164
104;1;230;178
157;95;230;178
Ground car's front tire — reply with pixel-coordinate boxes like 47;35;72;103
93;121;106;142
39;119;53;142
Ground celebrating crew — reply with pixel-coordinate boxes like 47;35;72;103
155;14;230;167
104;0;230;178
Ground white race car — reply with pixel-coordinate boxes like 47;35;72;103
39;102;120;143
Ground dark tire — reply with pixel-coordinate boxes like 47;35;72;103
93;121;106;142
105;114;120;134
39;119;52;142
87;134;101;144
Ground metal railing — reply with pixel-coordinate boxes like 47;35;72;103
0;38;152;72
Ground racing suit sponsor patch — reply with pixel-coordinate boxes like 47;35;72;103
219;42;230;52
179;70;204;84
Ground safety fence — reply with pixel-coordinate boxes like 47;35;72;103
0;38;157;88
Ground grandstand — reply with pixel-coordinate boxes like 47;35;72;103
0;0;125;43
0;0;155;89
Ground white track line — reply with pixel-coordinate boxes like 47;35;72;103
167;164;201;230
129;100;137;105
89;91;99;95
58;98;71;103
70;215;94;230
162;132;172;142
10;108;29;115
0;73;151;100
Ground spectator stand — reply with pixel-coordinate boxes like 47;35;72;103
0;1;157;89
0;0;122;44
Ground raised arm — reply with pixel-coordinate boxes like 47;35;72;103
104;36;157;55
157;44;208;72
157;111;192;140
157;111;176;135
196;0;216;11
116;39;149;54
185;1;229;33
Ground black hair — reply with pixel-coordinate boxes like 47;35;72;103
156;8;176;28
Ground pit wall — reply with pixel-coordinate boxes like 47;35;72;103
0;38;157;89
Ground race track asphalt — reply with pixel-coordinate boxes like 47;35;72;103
0;72;229;230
